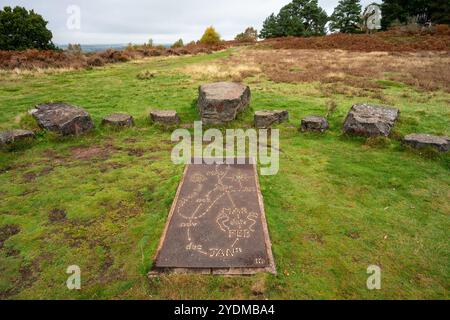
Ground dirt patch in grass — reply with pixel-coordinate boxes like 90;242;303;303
0;252;50;299
48;209;67;223
345;230;361;239
42;149;62;159
303;232;325;245
39;166;54;176
251;276;268;296
5;247;20;257
22;172;37;182
97;244;120;284
0;224;20;248
123;138;139;143
70;145;112;161
21;166;54;182
126;148;146;157
41;149;67;165
98;162;126;173
0;162;28;175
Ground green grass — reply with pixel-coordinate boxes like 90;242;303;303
0;49;449;299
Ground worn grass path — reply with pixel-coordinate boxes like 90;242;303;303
0;48;449;299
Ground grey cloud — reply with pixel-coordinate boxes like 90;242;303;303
1;0;380;44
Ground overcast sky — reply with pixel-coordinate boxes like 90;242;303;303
1;0;381;44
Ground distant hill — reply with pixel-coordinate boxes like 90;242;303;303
57;44;171;53
57;44;127;53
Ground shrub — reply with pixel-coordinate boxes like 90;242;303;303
433;24;450;36
66;44;82;55
326;100;338;118
200;26;221;45
0;38;227;71
87;56;105;67
171;39;184;48
137;70;156;80
365;136;390;148
235;27;258;42
0;6;55;50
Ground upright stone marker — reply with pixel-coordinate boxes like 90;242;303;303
153;159;276;275
198;82;251;125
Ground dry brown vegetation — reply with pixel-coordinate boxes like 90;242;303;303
0;42;227;70
250;49;450;92
183;61;261;82
2;28;449;72
2;31;450;99
260;26;450;52
181;48;450;98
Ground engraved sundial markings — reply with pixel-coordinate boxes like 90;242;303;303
154;161;275;272
178;165;258;255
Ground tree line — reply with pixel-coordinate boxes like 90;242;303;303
260;0;450;38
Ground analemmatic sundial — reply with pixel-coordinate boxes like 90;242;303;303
152;159;276;275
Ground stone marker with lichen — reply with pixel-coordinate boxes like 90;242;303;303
150;110;180;125
254;110;289;128
403;134;449;152
343;104;400;137
301;116;329;133
30;102;94;136
102;113;134;127
198;82;251;125
0;129;35;146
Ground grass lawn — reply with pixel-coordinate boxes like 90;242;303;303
0;47;449;299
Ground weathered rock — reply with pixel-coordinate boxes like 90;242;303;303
30;103;94;136
403;134;449;152
150;110;180;125
102;113;134;127
0;129;35;145
343;104;400;137
301;116;329;133
198;82;251;125
254;110;289;128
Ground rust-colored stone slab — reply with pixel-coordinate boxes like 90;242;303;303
153;159;275;274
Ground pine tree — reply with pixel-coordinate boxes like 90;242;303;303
381;0;449;29
329;0;362;33
429;0;450;25
381;0;410;29
171;38;184;48
259;14;282;39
